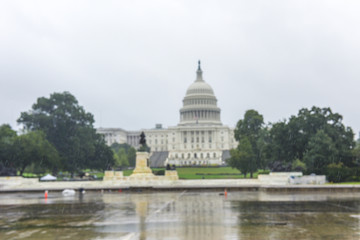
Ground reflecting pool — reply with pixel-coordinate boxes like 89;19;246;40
0;191;359;239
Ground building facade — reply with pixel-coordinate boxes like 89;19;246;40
97;62;237;166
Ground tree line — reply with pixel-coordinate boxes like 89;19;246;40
0;92;115;177
228;107;360;182
1;91;359;182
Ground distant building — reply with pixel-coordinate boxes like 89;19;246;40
97;62;237;166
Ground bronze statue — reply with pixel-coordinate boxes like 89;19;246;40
138;131;148;152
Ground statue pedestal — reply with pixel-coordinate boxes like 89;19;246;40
165;170;179;180
130;152;155;178
103;171;124;181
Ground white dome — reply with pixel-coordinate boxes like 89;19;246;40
186;81;215;96
179;62;222;126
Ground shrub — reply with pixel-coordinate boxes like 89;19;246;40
153;169;165;175
257;170;270;175
292;159;306;172
326;163;352;183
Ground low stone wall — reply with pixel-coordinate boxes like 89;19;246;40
103;170;179;181
0;176;38;188
258;172;325;185
0;172;329;192
103;171;124;181
165;170;179;180
258;174;289;185
290;175;326;185
269;172;303;177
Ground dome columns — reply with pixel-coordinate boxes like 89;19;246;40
180;109;221;123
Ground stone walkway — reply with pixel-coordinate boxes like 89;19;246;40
1;176;360;193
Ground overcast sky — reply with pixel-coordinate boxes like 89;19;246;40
1;0;359;138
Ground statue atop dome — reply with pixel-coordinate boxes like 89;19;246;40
196;60;203;82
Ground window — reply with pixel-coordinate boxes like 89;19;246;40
194;153;197;158
184;137;187;143
213;153;216;158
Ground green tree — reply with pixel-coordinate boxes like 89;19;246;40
353;140;360;166
266;106;355;171
110;143;136;167
326;162;353;183
0;124;17;167
128;147;136;167
110;143;132;153
13;131;60;175
17;92;113;176
88;136;114;170
114;148;129;168
292;158;307;172
297;107;354;166
303;130;338;174
234;110;264;171
266;121;292;166
228;137;256;177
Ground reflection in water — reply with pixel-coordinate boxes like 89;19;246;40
235;200;360;239
135;200;148;240
0;191;359;239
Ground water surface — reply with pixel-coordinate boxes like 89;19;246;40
0;191;359;239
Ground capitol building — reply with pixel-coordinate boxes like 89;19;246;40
97;62;237;167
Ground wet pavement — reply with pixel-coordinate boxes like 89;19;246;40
0;191;359;239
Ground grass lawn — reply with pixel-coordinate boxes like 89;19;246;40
92;167;263;179
22;167;265;180
175;167;262;179
123;169;133;176
119;167;260;179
